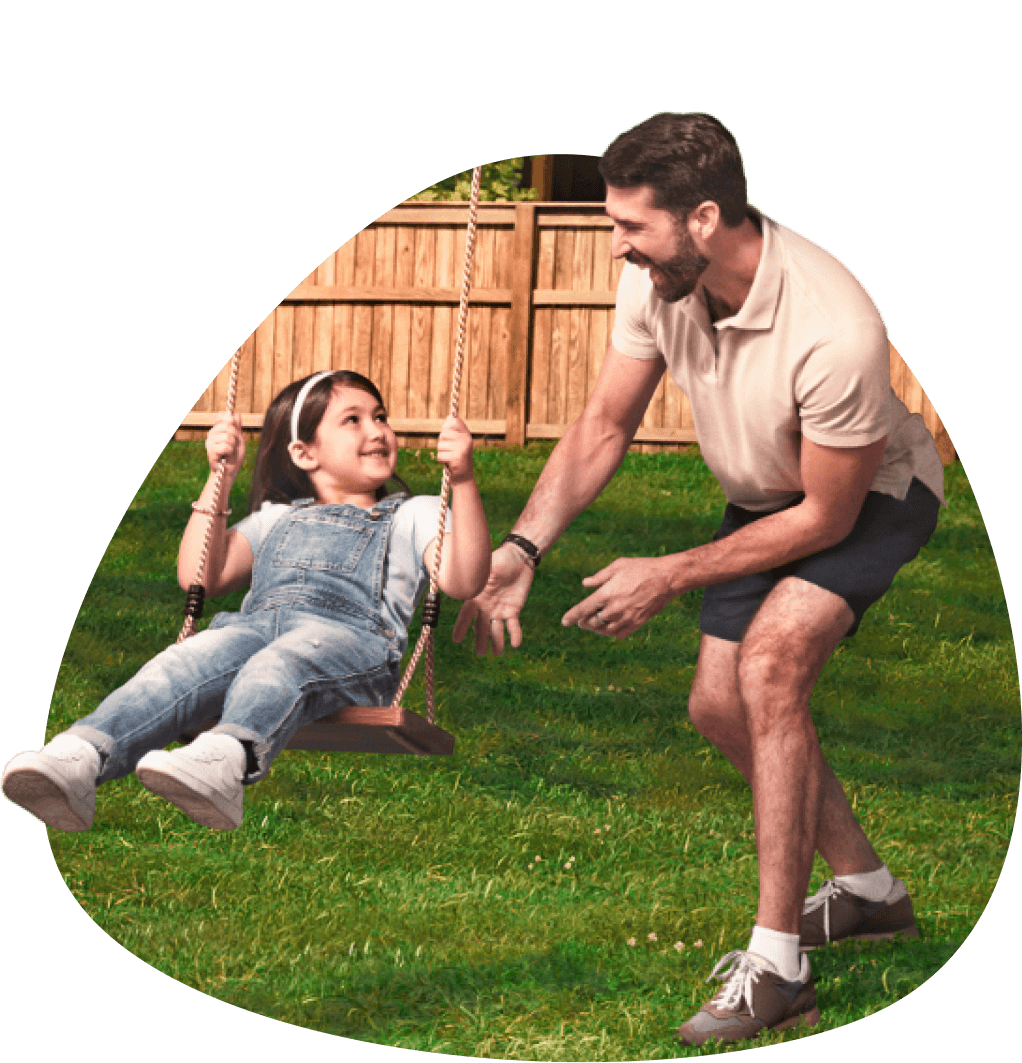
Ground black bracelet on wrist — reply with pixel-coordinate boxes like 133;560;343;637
501;533;541;568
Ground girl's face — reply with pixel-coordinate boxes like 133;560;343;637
297;385;398;503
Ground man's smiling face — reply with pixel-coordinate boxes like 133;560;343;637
605;184;710;303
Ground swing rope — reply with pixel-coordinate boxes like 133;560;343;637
177;165;485;730
177;351;243;644
389;163;482;722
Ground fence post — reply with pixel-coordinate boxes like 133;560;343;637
505;202;536;448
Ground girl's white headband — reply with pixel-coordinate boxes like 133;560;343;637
290;371;337;445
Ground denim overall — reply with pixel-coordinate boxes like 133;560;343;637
72;497;405;784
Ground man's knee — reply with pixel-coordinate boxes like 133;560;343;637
736;578;850;710
688;681;722;737
687;633;742;739
689;668;748;746
737;642;802;707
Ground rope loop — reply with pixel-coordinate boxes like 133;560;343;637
421;592;441;629
184;583;206;620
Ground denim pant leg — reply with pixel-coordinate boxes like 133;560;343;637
212;610;400;782
69;614;276;784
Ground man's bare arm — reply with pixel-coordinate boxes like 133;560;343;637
452;345;665;654
562;435;888;637
511;345;666;551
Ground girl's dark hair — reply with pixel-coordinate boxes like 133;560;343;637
248;370;410;511
598;112;748;227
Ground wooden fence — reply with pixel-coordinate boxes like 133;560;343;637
181;202;955;463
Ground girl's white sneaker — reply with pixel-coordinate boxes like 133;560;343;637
136;733;246;830
1;733;101;832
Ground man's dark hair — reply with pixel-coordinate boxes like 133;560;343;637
598;113;748;227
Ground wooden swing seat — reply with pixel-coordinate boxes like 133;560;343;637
181;705;455;756
290;705;455;755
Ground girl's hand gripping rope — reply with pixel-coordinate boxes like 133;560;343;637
206;411;246;483
428;415;491;602
177;411;254;598
436;415;474;484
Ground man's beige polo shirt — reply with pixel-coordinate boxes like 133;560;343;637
612;210;945;512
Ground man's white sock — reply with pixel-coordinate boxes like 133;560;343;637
747;925;801;982
834;865;894;902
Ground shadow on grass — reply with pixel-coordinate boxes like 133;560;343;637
219;934;964;1054
221;940;674;1047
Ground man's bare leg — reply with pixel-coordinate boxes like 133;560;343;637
687;578;882;933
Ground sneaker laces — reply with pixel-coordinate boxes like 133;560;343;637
705;950;773;1019
802;878;848;941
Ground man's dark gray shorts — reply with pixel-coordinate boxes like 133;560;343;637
699;477;941;643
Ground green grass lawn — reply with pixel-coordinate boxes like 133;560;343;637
46;440;1019;1058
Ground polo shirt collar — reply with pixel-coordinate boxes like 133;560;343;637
709;207;781;332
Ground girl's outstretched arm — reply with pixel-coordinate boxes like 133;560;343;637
427;415;491;600
177;411;254;597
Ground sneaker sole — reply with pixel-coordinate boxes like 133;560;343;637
136;761;240;830
678;1006;821;1046
771;1006;822;1034
801;927;919;951
2;768;91;832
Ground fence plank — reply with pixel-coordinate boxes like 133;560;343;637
389;225;416;415
236;332;256;414
506;202;536;447
566;307;588;423
489;306;510;422
349;230;375;378
408;227;436;417
429;227;455;417
272;306;294;398
589;308;608;395
312;306;333;373
467;306;492;421
530;306;551;426
371;227;397;394
331;237;355;374
253;309;275;413
287;284;514;306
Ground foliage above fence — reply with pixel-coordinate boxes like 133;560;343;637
411;158;536;203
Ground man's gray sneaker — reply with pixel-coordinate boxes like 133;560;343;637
800;877;919;950
136;733;245;830
677;950;820;1047
2;734;100;832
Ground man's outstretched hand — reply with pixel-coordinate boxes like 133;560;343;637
452;544;535;656
561;556;680;638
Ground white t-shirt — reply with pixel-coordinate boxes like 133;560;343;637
233;494;445;650
612;210;945;512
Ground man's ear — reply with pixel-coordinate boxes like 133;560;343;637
688;200;720;243
288;440;317;471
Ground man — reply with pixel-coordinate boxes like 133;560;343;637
453;113;944;1046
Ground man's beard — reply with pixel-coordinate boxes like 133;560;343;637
627;226;709;303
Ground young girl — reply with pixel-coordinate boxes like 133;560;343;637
3;370;491;832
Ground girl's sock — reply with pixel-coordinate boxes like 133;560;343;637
834;865;894;902
747;925;801;981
